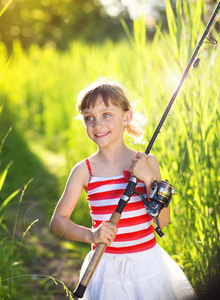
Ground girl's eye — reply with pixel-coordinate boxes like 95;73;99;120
84;115;93;122
103;113;111;118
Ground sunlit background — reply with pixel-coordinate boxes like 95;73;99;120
0;0;219;299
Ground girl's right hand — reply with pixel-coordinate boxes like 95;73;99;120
91;222;118;246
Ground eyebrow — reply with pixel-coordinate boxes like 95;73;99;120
83;107;115;114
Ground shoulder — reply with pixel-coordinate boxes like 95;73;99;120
72;159;88;173
67;159;91;190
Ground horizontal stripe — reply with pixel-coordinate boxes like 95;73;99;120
88;186;147;201
93;213;152;228
111;233;155;247
93;236;157;254
88;176;146;190
88;182;146;194
88;179;127;192
114;225;155;242
117;221;153;234
91;207;147;221
88;183;128;195
90;200;145;215
88;195;142;207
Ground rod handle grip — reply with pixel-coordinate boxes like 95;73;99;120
73;211;121;298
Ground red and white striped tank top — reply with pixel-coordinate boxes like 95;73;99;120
85;159;156;254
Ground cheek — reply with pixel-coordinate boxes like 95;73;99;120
106;117;123;127
84;124;91;135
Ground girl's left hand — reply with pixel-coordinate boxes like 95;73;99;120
129;152;158;187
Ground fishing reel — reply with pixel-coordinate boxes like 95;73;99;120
135;180;175;238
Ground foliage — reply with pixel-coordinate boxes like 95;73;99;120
0;102;78;300
0;0;220;298
0;0;131;51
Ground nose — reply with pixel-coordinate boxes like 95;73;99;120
93;117;103;129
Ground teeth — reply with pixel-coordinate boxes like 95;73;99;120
95;132;108;137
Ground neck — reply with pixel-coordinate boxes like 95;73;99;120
90;143;135;177
96;143;131;164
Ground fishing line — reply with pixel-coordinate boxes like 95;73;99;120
175;31;219;188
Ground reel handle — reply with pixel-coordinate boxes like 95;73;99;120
73;211;121;298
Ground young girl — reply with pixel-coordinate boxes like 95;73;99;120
50;79;197;300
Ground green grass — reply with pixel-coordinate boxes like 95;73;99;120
0;0;220;298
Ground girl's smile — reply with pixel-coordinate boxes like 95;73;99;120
95;131;110;137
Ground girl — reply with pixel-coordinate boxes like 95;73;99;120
50;79;197;300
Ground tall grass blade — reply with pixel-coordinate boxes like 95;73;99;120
0;161;13;192
0;0;13;18
0;187;21;213
0;54;13;82
176;0;182;55
120;18;136;48
192;0;204;39
0;126;12;154
10;179;33;297
15;219;39;262
165;0;176;41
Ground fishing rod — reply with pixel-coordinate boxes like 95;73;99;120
74;2;220;298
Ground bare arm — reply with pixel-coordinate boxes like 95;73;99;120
50;161;117;245
130;152;170;228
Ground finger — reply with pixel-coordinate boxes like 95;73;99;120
135;151;142;159
129;162;134;172
103;222;118;234
105;231;116;243
103;237;113;246
143;152;148;159
136;151;147;158
99;228;116;245
104;223;117;239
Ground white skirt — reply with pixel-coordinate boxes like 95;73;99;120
79;244;197;300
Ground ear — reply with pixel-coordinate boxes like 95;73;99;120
122;110;133;126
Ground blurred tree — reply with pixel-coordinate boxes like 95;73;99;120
0;0;132;51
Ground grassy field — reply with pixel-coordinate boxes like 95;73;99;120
0;0;220;299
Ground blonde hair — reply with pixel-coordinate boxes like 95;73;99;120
77;78;144;138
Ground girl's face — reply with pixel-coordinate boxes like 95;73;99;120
82;96;132;148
